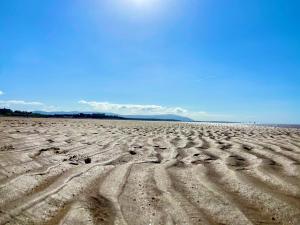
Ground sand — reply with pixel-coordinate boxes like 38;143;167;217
0;117;300;225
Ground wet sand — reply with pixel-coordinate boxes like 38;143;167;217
0;117;300;225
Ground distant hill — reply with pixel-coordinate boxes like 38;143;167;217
33;111;193;122
123;114;193;122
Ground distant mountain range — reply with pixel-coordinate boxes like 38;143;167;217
33;111;194;122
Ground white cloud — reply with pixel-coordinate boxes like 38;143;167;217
0;98;231;121
79;100;189;115
0;100;59;112
0;100;43;106
78;100;227;120
0;91;3;95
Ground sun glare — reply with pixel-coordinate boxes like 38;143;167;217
100;0;172;22
128;0;159;8
130;0;151;5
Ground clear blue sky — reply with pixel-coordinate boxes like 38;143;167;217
0;0;299;123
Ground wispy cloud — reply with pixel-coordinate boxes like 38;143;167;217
78;100;225;120
0;100;43;106
0;91;3;95
79;100;187;114
0;100;58;112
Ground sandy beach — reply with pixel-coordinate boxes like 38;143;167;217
0;117;300;225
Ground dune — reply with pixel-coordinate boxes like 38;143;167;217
0;117;300;225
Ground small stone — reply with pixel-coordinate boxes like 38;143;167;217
84;157;92;164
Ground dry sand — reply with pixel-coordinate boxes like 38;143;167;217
0;117;300;225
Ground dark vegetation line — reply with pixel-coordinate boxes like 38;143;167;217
0;108;179;122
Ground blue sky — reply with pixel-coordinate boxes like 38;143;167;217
0;0;299;123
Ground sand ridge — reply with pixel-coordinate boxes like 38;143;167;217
0;118;300;225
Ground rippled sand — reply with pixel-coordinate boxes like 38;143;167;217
0;118;300;225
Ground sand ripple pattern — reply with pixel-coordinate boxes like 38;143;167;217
0;118;300;225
